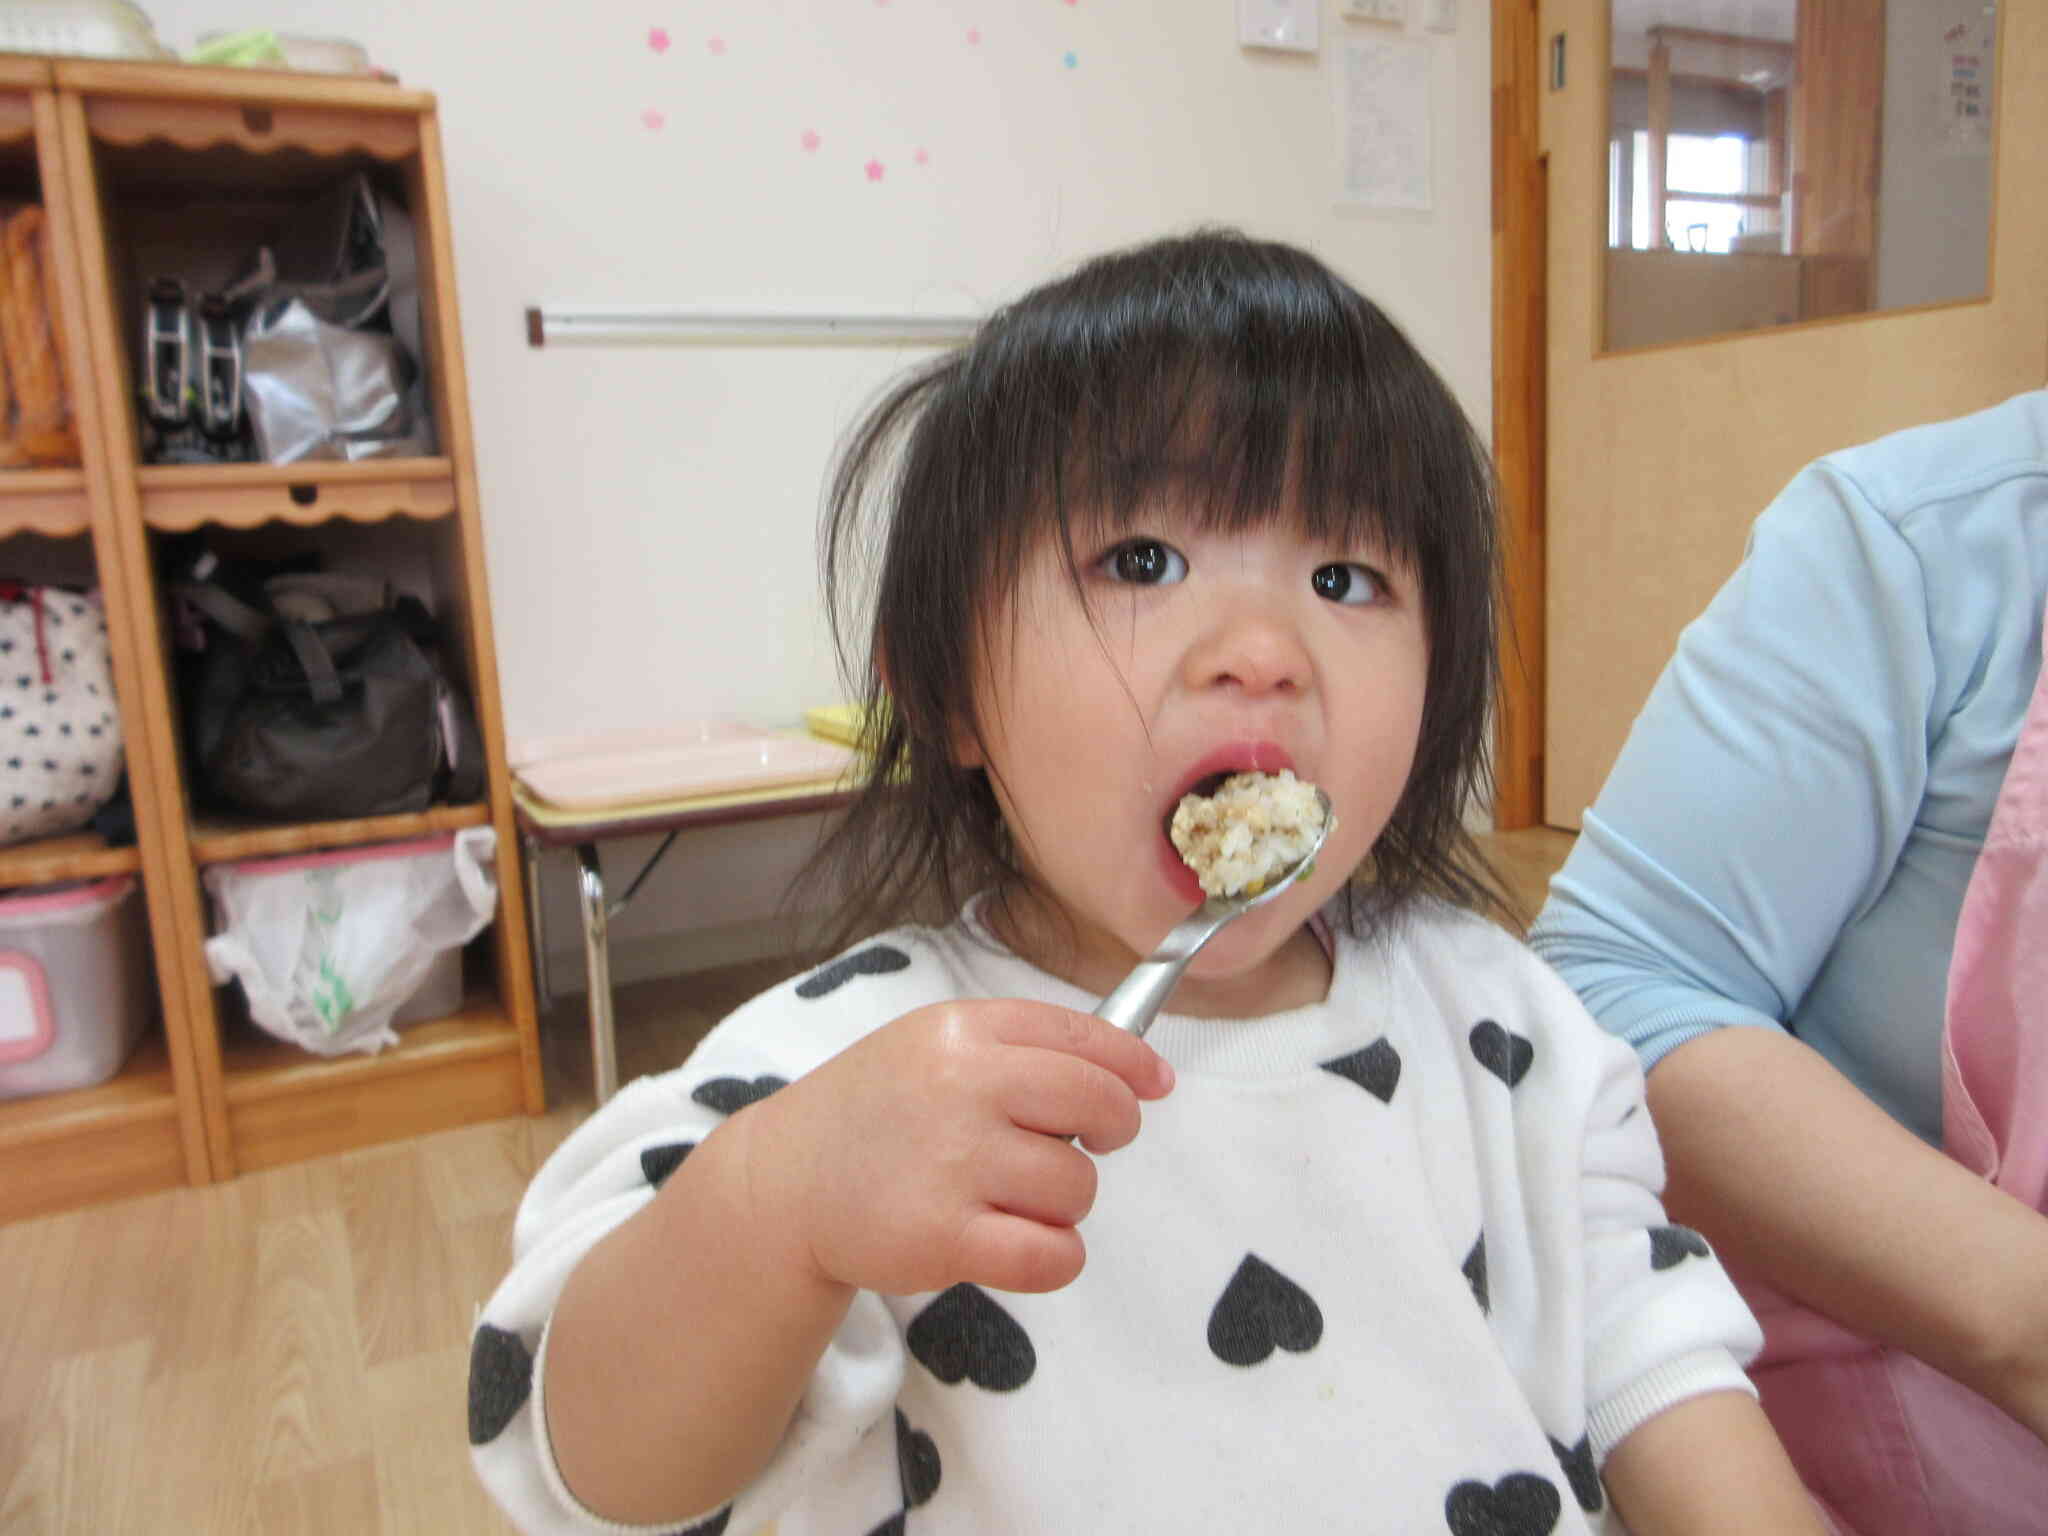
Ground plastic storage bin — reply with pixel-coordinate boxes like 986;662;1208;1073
0;875;152;1100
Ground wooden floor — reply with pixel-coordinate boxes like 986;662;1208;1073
0;828;1573;1533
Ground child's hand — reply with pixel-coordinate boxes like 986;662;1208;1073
736;999;1175;1299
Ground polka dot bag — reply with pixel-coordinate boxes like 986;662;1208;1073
0;584;122;846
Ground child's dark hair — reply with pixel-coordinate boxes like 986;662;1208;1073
805;228;1512;953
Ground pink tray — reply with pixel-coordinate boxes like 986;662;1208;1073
509;718;758;770
513;726;855;812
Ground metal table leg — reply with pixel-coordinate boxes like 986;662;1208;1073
522;830;553;1014
575;842;619;1105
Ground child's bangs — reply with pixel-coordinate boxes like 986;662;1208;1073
978;303;1449;573
1084;365;1432;556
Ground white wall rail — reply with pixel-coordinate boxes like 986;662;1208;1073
525;308;981;348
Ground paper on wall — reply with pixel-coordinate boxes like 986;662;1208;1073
1339;36;1433;213
1938;10;1994;157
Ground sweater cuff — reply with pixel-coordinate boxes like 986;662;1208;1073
1588;1347;1759;1464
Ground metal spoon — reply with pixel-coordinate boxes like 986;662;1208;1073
1094;788;1336;1039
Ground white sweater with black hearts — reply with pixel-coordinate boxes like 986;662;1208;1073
470;898;1760;1535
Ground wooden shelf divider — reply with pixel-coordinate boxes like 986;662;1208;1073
191;800;491;866
0;467;92;535
0;831;142;889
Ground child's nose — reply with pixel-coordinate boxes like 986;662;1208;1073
1183;599;1313;696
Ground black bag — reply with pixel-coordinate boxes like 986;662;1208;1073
178;575;483;821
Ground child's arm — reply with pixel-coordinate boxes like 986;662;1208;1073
541;996;1173;1526
1601;1389;1827;1533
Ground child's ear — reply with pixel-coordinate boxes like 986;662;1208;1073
875;643;983;767
949;717;984;768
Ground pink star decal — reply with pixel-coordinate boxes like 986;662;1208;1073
967;27;981;43
801;128;822;152
647;26;670;53
914;147;930;166
865;159;886;182
707;36;727;55
642;107;667;132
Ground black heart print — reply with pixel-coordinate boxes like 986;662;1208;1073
1649;1224;1711;1271
670;1508;731;1536
690;1075;788;1115
796;944;912;998
907;1283;1037;1391
896;1407;942;1505
1444;1472;1562;1534
862;1407;942;1536
467;1324;533;1446
640;1140;696;1188
1208;1254;1324;1367
1469;1019;1535;1089
1549;1435;1603;1514
1321;1038;1402;1103
1463;1233;1490;1315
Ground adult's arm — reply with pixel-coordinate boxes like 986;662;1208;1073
1529;463;1940;1083
1531;432;2048;1442
1648;1026;2048;1444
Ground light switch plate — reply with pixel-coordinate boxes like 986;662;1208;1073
1342;0;1409;26
1238;0;1320;52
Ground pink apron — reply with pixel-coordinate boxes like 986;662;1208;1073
1740;599;2048;1535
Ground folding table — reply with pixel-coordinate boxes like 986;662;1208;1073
511;723;859;1103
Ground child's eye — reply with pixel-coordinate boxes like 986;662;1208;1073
1101;539;1188;586
1311;562;1386;605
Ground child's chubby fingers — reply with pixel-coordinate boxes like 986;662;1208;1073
983;999;1176;1104
998;1050;1150;1154
726;998;1170;1297
973;1124;1100;1228
951;1208;1088;1294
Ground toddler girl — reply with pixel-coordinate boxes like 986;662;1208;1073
470;231;1821;1534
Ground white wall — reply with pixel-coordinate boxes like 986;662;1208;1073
143;0;1496;984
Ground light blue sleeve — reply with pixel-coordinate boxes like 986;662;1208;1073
1528;461;1938;1072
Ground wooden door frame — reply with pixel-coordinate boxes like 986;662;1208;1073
1491;0;1547;829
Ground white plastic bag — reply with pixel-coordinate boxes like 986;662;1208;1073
203;826;497;1056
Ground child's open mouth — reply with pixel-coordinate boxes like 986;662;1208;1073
1166;768;1334;900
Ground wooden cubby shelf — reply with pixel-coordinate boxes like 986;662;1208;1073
0;59;33;142
219;997;526;1173
0;1034;185;1224
0;58;541;1221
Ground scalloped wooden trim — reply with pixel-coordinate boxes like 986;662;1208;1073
84;97;418;160
140;469;458;531
0;469;92;536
